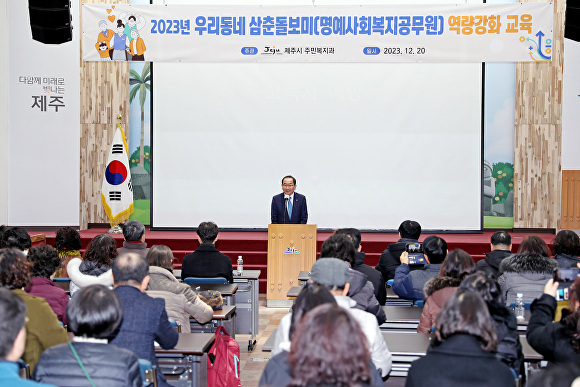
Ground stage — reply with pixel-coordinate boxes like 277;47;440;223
33;228;556;293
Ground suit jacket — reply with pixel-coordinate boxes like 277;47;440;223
181;244;234;283
271;192;308;224
110;286;178;387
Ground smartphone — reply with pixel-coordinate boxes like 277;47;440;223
405;243;426;265
554;268;580;301
554;268;580;283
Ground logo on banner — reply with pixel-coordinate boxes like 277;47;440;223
523;30;551;61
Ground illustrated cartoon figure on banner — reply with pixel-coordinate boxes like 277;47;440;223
127;29;146;61
95;20;114;60
111;20;130;61
118;12;146;41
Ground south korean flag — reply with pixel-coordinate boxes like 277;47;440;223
100;124;134;226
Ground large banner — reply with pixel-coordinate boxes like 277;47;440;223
82;3;553;63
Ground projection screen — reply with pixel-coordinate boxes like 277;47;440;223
152;0;483;231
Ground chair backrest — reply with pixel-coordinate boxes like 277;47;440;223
508;301;533;310
386;279;394;287
17;359;30;379
183;277;228;284
139;358;158;387
168;318;182;333
413;300;425;307
53;277;71;283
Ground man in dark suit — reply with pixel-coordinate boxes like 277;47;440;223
110;253;178;387
271;175;308;224
181;222;234;283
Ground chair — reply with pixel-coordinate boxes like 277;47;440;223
139;358;158;387
386;279;394;287
168;318;182;333
17;359;30;379
508;301;533;310
413;300;425;307
53;277;71;283
183;277;228;285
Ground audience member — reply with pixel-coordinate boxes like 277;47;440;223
517;235;552;257
335;228;386;305
392;235;448;302
0;288;55;387
458;272;524;372
406;290;515;387
145;245;213;332
181;221;233;283
526;278;580;364
375;220;421;282
53;227;82;278
0;225;7;248
260;304;384;387
3;227;32;253
271;282;337;356
417;249;476;333
320;234;386;325
33;285;142;386
0;248;68;371
110;253;178;387
24;246;69;324
117;220;150;260
309;258;391;378
553;230;580;268
476;231;513;279
67;234;117;296
498;251;559;306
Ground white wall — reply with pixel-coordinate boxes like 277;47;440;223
0;1;9;225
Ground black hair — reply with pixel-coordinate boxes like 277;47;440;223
553;230;580;256
334;228;361;249
490;231;511;247
66;285;123;339
122;220;145;242
28;245;61;279
128;15;136;21
196;222;218;244
112;253;149;284
54;227;82;251
518;236;551;257
3;227;31;251
84;234;118;268
440;249;476;279
281;175;296;185
116;20;125;28
0;287;27;359
0;225;6;248
433;289;497;352
458;272;504;305
422;236;448;264
320;234;356;266
289;283;337;340
0;248;32;289
398;220;421;240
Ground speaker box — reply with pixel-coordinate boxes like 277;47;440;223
566;4;580;43
28;0;72;44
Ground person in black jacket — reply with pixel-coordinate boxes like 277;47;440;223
33;285;142;386
527;277;580;364
181;221;233;283
375;220;421;282
319;234;386;325
552;230;580;268
406;290;515;387
458;272;524;373
335;228;386;305
476;231;513;279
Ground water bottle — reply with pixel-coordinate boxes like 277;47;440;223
515;293;525;320
237;255;243;275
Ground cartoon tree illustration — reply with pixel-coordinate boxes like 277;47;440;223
129;62;150;168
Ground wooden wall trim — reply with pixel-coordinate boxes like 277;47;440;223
514;0;565;229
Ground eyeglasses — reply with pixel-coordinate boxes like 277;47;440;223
282;184;295;188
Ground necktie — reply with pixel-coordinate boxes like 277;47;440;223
288;198;293;218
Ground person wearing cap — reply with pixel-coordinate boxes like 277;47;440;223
273;258;392;379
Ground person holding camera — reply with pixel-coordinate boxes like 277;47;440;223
527;277;580;364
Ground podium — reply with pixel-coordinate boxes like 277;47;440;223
267;224;317;307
